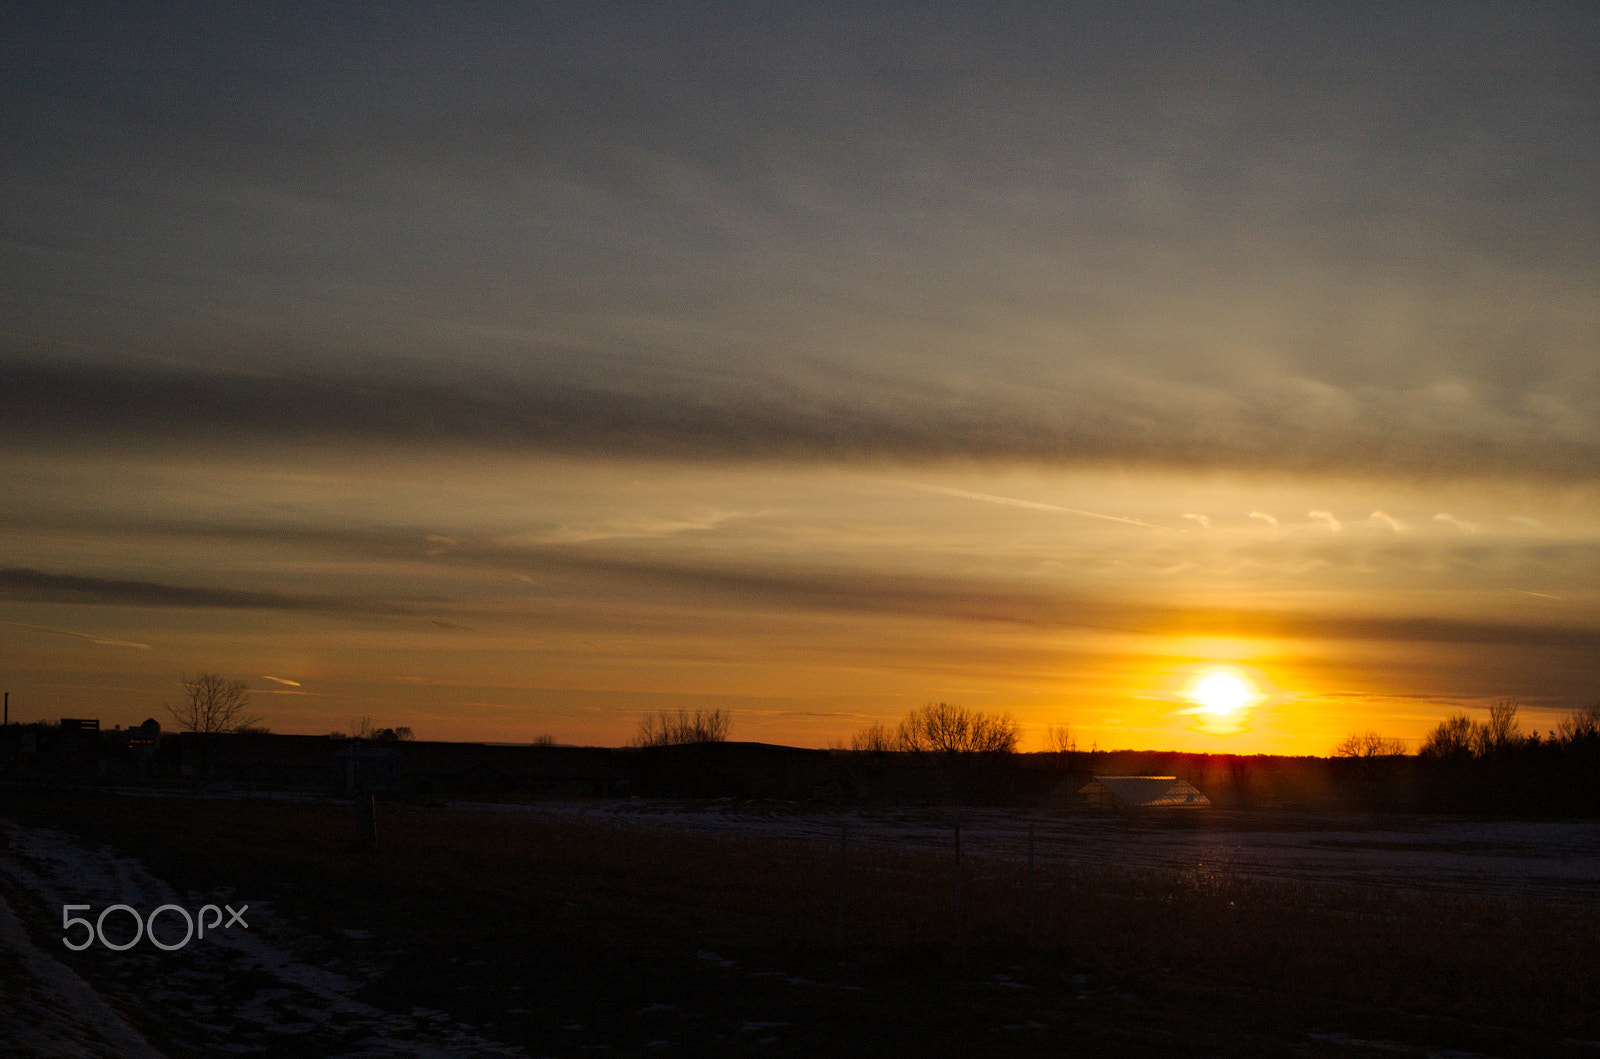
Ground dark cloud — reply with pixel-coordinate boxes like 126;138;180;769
11;535;1597;653
1152;609;1600;652
568;555;1600;650
0;566;412;616
2;358;1596;480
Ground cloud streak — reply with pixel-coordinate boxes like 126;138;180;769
1369;511;1403;533
17;549;1589;653
1308;511;1342;533
4;360;1596;481
1433;513;1479;534
908;483;1172;529
0;619;149;649
0;567;416;617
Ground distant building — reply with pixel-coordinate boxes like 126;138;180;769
58;718;99;752
337;744;403;792
1080;775;1210;808
129;718;160;750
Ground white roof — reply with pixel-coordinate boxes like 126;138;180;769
1081;775;1210;807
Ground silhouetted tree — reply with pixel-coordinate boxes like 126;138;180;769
165;673;260;735
1335;730;1407;758
633;708;731;747
850;722;895;752
1044;724;1075;753
166;672;260;785
895;702;1018;756
1475;699;1523;755
338;718;413;741
1555;704;1600;745
1419;714;1477;759
1419;702;1526;760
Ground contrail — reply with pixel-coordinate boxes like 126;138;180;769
907;484;1173;530
0;620;150;649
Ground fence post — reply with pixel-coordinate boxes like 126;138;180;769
1026;824;1036;949
355;793;378;850
835;823;848;947
953;820;962;953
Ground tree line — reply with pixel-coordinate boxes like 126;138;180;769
850;702;1020;756
1335;700;1600;815
1339;700;1600;761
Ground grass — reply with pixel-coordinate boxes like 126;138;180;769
3;785;1598;1056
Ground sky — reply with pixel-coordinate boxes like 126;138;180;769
2;2;1598;753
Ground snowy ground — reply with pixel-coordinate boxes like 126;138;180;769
3;797;1597;1057
512;800;1600;906
0;818;527;1058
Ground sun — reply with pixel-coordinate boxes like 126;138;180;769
1184;667;1258;716
1176;664;1268;734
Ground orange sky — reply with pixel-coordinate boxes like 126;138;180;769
5;452;1597;753
3;6;1598;753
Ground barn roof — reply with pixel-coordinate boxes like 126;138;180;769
1080;775;1210;808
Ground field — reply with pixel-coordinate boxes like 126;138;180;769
2;786;1599;1057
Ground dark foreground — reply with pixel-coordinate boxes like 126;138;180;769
2;787;1597;1057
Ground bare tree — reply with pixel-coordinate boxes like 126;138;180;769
1044;725;1076;756
633;708;731;747
1418;701;1527;759
343;717;413;741
850;722;895;752
1418;714;1477;758
166;673;260;735
1555;704;1600;744
1475;699;1523;754
1334;730;1407;758
895;702;1018;756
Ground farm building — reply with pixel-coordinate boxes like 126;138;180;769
1080;775;1210;808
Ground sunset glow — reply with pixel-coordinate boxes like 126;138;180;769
2;6;1597;755
1181;668;1264;719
